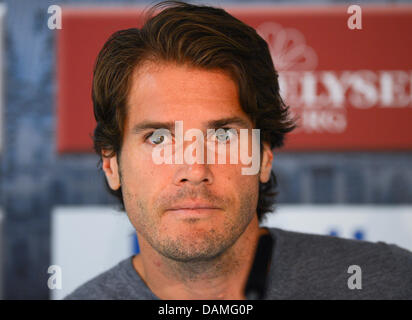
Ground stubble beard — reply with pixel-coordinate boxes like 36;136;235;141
124;185;258;264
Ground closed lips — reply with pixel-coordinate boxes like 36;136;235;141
167;203;220;210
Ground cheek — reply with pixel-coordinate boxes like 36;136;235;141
120;149;174;202
217;164;259;200
222;170;260;222
121;140;160;176
119;147;155;196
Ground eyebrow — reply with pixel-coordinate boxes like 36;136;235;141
206;116;252;130
132;121;176;135
131;116;252;135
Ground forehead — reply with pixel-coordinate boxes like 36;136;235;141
125;61;251;125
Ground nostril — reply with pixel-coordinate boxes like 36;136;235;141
174;165;214;186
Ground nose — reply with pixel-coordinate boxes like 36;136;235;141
173;162;214;186
172;130;215;186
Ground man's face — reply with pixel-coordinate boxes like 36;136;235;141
103;62;273;262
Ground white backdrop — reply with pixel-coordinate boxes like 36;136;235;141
51;205;412;300
51;207;135;300
263;205;412;251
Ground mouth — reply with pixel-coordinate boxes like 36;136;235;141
167;201;220;210
165;201;221;217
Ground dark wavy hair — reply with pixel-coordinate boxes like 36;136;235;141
92;1;296;222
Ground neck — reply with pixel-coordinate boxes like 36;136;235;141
133;215;266;300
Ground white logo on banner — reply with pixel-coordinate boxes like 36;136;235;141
257;22;318;72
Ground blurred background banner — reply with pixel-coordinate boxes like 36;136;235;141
57;6;412;152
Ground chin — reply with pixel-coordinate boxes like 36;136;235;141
155;227;233;262
160;243;226;262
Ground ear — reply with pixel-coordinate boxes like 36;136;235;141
102;151;121;190
259;142;273;183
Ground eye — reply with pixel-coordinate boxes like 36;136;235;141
212;128;237;143
145;129;173;145
149;134;164;145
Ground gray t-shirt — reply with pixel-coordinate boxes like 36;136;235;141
64;227;412;299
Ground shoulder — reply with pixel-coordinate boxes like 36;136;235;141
269;226;412;262
64;256;151;300
267;228;412;299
